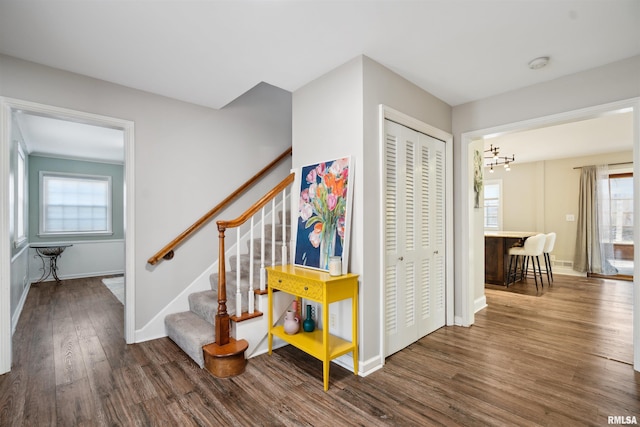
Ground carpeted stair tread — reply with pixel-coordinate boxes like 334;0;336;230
188;291;218;326
210;272;255;294
248;239;287;262
165;311;215;368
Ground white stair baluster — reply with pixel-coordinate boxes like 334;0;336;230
281;188;287;266
236;227;242;317
260;207;266;292
271;199;276;267
248;217;255;314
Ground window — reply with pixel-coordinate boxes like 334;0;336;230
40;172;112;236
606;172;633;243
484;180;502;230
15;145;26;244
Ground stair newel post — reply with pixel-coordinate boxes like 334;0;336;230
236;227;242;318
260;207;266;292
215;224;230;346
271;199;276;267
248;217;255;314
281;188;287;265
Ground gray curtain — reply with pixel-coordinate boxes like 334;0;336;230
574;165;618;274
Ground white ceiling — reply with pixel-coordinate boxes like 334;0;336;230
14;112;125;163
484;110;634;167
1;1;638;162
1;1;638;109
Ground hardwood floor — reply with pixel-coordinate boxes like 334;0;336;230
1;274;638;426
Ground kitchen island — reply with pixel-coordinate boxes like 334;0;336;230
485;231;538;285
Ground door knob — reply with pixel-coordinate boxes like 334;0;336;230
398;256;404;261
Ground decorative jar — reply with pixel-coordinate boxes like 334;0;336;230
284;310;300;335
303;304;315;332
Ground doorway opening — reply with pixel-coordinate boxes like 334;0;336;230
0;98;135;374
460;98;640;372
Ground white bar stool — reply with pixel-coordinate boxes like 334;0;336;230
543;232;556;283
507;233;546;291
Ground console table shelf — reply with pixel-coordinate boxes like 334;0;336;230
266;265;359;391
270;326;355;360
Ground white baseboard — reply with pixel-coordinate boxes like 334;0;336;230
248;336;289;358
553;268;586;277
475;295;487;313
358;355;384;377
11;282;30;335
35;269;124;283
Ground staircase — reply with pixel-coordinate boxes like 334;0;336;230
165;194;294;370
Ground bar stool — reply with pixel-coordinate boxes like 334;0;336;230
543;232;556;284
507;234;546;291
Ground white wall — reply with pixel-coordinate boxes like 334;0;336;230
10;246;28;332
28;240;125;283
8;114;29;328
293;55;452;375
453;56;640;133
292;55;363;369
0;54;292;331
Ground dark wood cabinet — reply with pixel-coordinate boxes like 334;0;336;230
485;232;538;285
484;236;504;284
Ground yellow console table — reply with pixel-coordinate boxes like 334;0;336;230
266;265;359;391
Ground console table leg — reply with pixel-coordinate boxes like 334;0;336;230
323;360;329;391
51;256;62;284
34;253;48;284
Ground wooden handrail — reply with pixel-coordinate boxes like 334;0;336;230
147;147;292;265
216;173;295;231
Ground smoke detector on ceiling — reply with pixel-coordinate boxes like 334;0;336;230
528;56;550;70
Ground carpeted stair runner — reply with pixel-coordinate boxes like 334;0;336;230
165;220;288;368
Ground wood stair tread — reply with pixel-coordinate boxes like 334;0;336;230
230;310;263;322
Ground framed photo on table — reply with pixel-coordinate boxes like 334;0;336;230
293;156;353;274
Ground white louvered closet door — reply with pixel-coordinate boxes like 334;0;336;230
384;119;446;357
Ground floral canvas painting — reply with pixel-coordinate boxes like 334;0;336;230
294;157;352;272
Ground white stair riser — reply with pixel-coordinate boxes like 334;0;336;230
232;292;295;357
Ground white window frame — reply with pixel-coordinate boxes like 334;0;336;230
13;143;27;247
484;179;503;230
606;169;633;244
39;171;113;236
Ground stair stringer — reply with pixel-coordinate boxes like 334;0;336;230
231;291;294;358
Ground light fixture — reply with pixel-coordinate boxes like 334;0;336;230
485;144;515;172
485;144;499;160
528;56;549;70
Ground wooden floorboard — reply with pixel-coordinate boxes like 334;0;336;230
0;274;638;426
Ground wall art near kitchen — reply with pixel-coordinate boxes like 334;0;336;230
473;148;483;208
294;156;353;273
